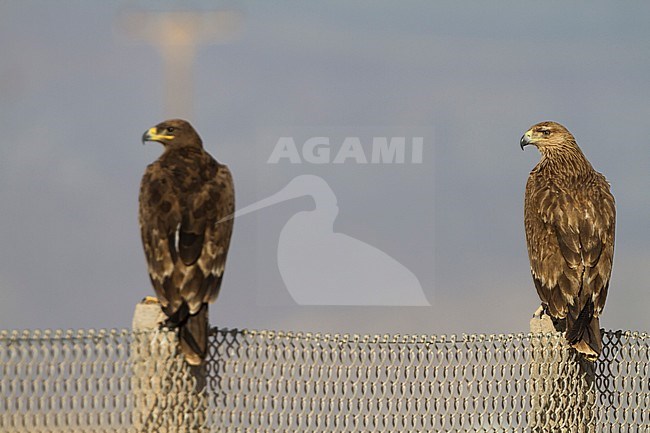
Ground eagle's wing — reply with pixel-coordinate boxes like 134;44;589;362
525;182;572;316
138;163;184;316
525;175;615;318
564;178;615;316
180;162;235;313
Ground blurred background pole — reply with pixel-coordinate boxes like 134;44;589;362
119;10;243;119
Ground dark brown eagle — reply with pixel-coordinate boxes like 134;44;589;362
139;119;234;365
521;121;615;361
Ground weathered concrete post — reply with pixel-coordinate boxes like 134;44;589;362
529;310;596;433
131;299;208;433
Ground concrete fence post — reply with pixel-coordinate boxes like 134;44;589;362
131;299;208;433
529;311;596;433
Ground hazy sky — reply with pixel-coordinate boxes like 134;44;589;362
1;1;649;335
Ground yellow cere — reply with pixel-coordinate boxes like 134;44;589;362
149;127;174;140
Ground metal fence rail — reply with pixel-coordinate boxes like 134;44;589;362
1;328;648;432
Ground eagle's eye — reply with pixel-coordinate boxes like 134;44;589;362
541;129;550;136
166;127;175;133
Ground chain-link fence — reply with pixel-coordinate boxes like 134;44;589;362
1;327;648;432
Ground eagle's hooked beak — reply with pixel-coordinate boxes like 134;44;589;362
520;130;533;150
142;127;156;145
142;127;174;145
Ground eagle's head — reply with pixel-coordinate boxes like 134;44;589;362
520;121;577;152
142;119;202;148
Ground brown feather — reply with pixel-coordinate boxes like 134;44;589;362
139;119;235;365
179;304;209;366
523;121;615;360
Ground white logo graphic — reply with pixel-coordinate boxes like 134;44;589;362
230;175;430;306
267;136;424;164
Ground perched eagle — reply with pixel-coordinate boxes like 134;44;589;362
139;119;234;365
521;121;615;361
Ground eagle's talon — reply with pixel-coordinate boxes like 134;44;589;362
141;296;160;305
532;305;545;319
162;317;178;330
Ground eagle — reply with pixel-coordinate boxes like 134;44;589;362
521;121;615;361
139;119;234;365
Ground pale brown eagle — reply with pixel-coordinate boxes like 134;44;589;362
139;119;234;365
521;121;615;361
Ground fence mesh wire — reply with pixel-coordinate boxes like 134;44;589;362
1;327;648;432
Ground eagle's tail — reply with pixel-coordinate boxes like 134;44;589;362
566;301;602;362
178;304;209;366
